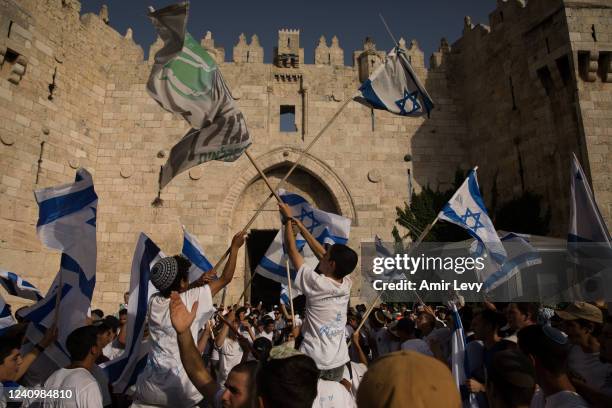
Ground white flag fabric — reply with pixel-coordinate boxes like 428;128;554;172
18;168;98;368
0;294;16;334
101;233;164;393
280;283;301;306
147;3;251;188
0;269;43;301
472;232;542;292
255;189;351;284
448;302;479;408
568;153;611;244
358;47;434;117
181;226;213;283
438;169;507;266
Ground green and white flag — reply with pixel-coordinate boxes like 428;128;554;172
147;3;251;188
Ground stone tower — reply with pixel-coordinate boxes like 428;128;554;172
275;29;303;68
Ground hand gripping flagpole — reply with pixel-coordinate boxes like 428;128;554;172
219;93;358;304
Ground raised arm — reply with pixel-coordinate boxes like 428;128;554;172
170;292;219;400
293;218;326;260
208;232;246;297
279;203;303;271
14;326;58;380
214;309;234;348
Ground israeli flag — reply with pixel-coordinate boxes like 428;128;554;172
568;153;611;244
280;283;301;306
18;168;97;368
0;270;43;301
101;233;164;393
439;169;506;265
255;190;351;284
448;301;479;408
472;232;542;293
181;226;213;283
358;47;434;117
0;295;16;334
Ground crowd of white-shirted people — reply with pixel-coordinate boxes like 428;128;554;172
1;202;612;408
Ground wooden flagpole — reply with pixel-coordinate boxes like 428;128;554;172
217;93;357;302
285;259;295;324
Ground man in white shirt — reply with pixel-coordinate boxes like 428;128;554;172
279;203;358;382
215;309;250;386
43;325;104;407
257;317;275;342
132;232;245;407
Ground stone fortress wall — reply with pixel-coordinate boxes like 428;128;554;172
0;0;609;311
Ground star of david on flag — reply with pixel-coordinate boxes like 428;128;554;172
438;168;507;265
358;47;434;117
254;189;351;285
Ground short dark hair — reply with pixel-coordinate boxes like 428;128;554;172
487;349;536;407
252;338;273;361
93;321;111;335
256;354;319;408
231;360;259;377
119;309;128;317
0;334;21;363
103;316;120;332
511;303;540;322
328;244;358;279
66;326;98;362
518;325;569;376
397;318;416;336
480;309;507;333
91;309;104;319
160;255;191;297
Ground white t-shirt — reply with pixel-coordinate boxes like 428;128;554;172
217;337;244;386
102;340;124;361
341;362;367;399
294;264;352;370
257;330;274;342
401;338;433;357
90;364;111;407
133;285;214;407
529;389;589;408
567;344;612;391
43;367;103;408
313;379;356;408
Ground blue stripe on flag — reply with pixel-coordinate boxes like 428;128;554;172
280;193;309;206
21;284;72;323
358;79;388;110
259;256;297;280
182;237;212;272
60;254;95;300
37;186;97;227
483;252;541;290
467;170;487;214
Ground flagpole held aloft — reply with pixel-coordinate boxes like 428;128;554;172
210;92;357;294
244;149;283;204
285;259;295;324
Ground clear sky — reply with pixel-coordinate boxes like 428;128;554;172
80;0;495;65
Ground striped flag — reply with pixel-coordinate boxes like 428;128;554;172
448;301;479;408
280;283;301;306
0;269;43;301
472;232;542;293
0;295;16;334
18;168;97;368
101;233;164;393
181;226;213;283
439;169;507;266
358;47;434;117
147;3;251;188
255;189;351;284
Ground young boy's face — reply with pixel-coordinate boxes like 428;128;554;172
0;349;21;381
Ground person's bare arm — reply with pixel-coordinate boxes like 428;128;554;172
351;329;368;366
197;323;212;354
279;203;303;271
14;326;58;380
208;232;246;297
293;218;326;260
169;292;219;400
215;309;234;348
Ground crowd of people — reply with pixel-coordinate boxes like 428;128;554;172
1;203;612;407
